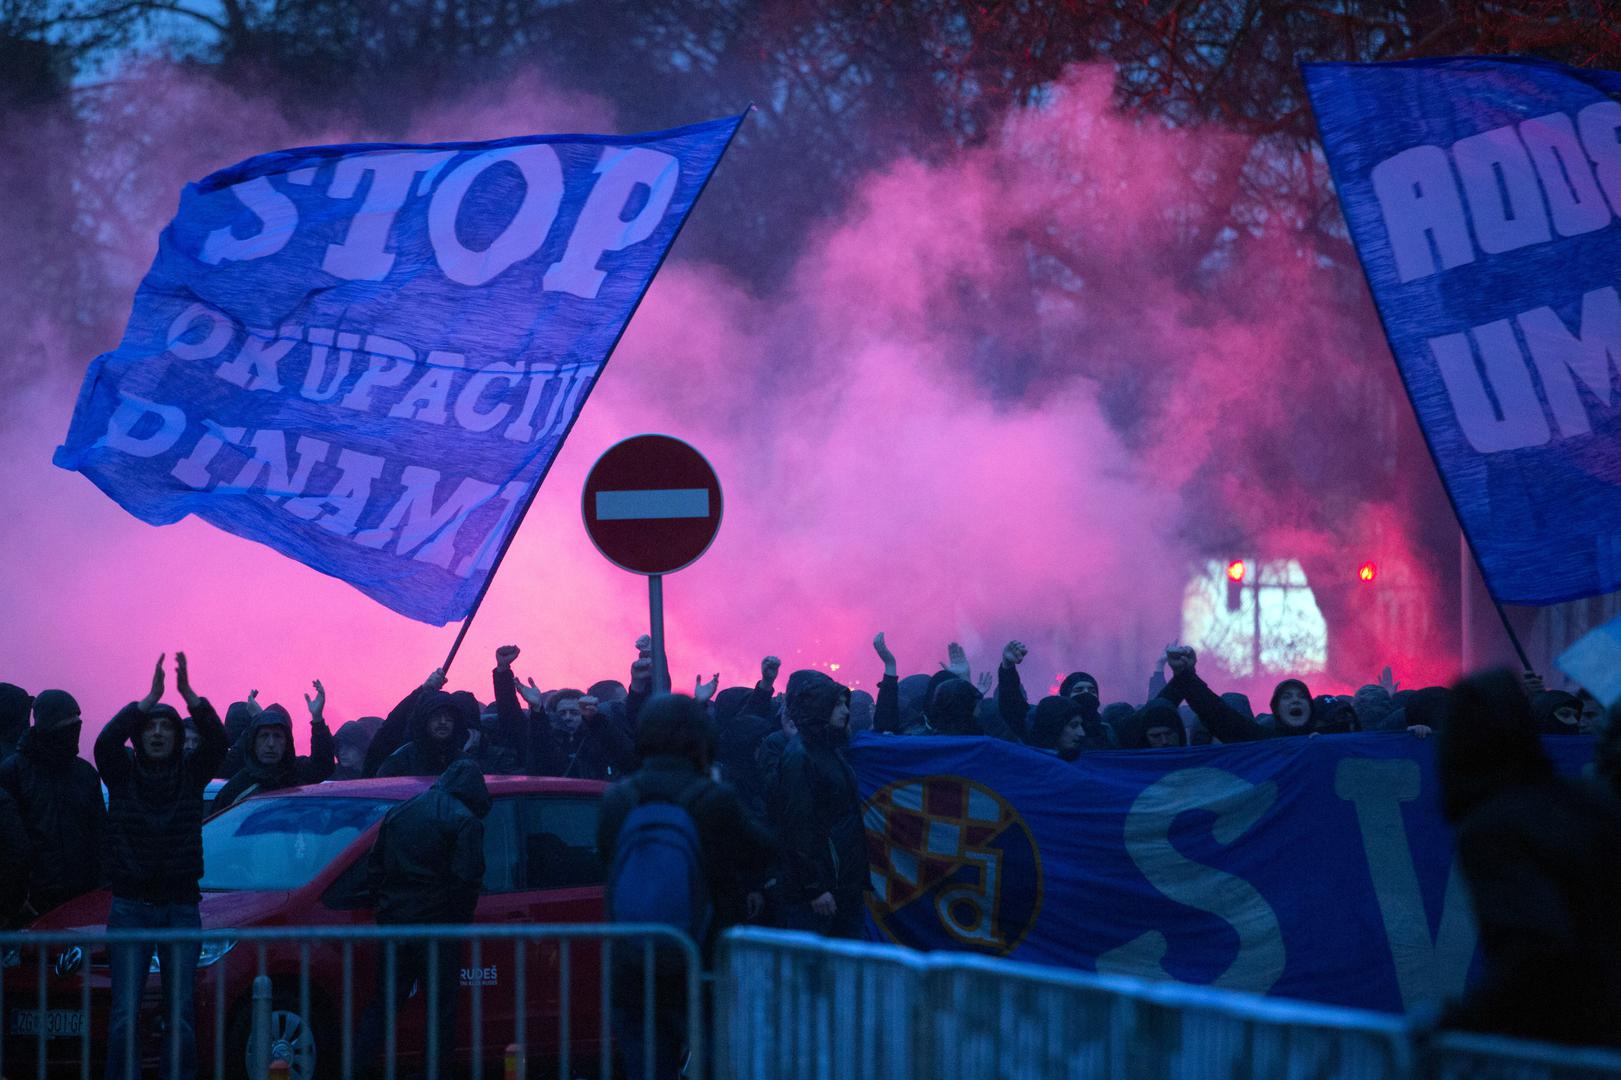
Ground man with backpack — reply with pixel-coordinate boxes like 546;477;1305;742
598;693;776;1079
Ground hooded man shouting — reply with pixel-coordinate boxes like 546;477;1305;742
213;680;336;812
0;687;106;918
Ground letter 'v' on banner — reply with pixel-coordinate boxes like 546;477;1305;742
1304;57;1621;663
53;110;751;656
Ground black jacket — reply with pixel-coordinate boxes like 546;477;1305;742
1162;670;1304;742
214;706;336;812
363;685;433;779
714;681;777;824
94;699;228;905
996;664;1114;751
778;726;869;901
367;760;489;925
377;690;475;778
1440;669;1621;1047
491;668;632;780
0;788;30;926
0;724;106;914
597;755;777;951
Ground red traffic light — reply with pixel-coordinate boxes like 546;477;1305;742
1358;561;1377;583
1226;560;1246;583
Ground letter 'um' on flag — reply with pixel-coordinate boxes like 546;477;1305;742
53;115;745;625
1303;58;1621;606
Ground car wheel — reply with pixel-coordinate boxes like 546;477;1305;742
226;990;327;1080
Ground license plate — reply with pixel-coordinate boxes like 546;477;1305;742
8;1008;86;1038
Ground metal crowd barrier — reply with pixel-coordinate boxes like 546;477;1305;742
1425;1031;1621;1080
715;928;1621;1080
0;922;701;1080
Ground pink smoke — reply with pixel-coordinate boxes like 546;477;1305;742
0;64;1459;749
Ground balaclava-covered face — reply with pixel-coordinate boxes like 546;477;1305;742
30;689;82;760
1059;672;1101;718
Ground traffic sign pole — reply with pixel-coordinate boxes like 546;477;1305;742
581;434;723;698
649;574;669;695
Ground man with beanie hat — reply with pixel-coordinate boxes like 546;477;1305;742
995;642;1116;750
94;653;228;1080
213;680;336;812
0;688;105;919
0;682;32;762
1119;698;1188;749
778;669;870;938
1440;669;1621;1047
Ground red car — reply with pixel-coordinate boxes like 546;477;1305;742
4;775;609;1078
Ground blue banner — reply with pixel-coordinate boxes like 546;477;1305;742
54;117;743;624
1304;58;1621;605
850;732;1594;1014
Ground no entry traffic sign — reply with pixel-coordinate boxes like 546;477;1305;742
582;434;723;576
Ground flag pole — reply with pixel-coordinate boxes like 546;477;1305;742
439;107;755;677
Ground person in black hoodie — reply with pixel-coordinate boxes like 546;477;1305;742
356;758;490;1075
491;645;634;779
1157;647;1321;742
213;681;337;812
1439;669;1621;1048
0;682;32;762
1025;696;1089;761
778;670;870;938
332;716;380;780
0;689;105;919
995;642;1115;750
1532;690;1583;735
0;788;27;926
1119;698;1187;749
363;668;448;778
713;657;781;825
94;653;228;1080
376;687;476;778
598;692;776;1079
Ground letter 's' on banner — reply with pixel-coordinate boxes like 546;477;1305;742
849;732;1593;1013
54;116;743;624
1304;58;1621;605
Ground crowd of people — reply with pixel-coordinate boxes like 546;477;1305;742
3;632;1621;1075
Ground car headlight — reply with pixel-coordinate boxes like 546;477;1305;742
147;938;237;974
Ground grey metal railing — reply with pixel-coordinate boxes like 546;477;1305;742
0;922;701;1080
716;928;1621;1080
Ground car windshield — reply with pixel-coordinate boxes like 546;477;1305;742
201;797;393;891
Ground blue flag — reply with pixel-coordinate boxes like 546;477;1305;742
1304;58;1621;605
54;116;743;624
849;732;1593;1014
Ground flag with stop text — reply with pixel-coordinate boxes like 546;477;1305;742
54;116;743;624
1304;58;1621;605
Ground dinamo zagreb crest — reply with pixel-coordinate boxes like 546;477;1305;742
864;775;1043;955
